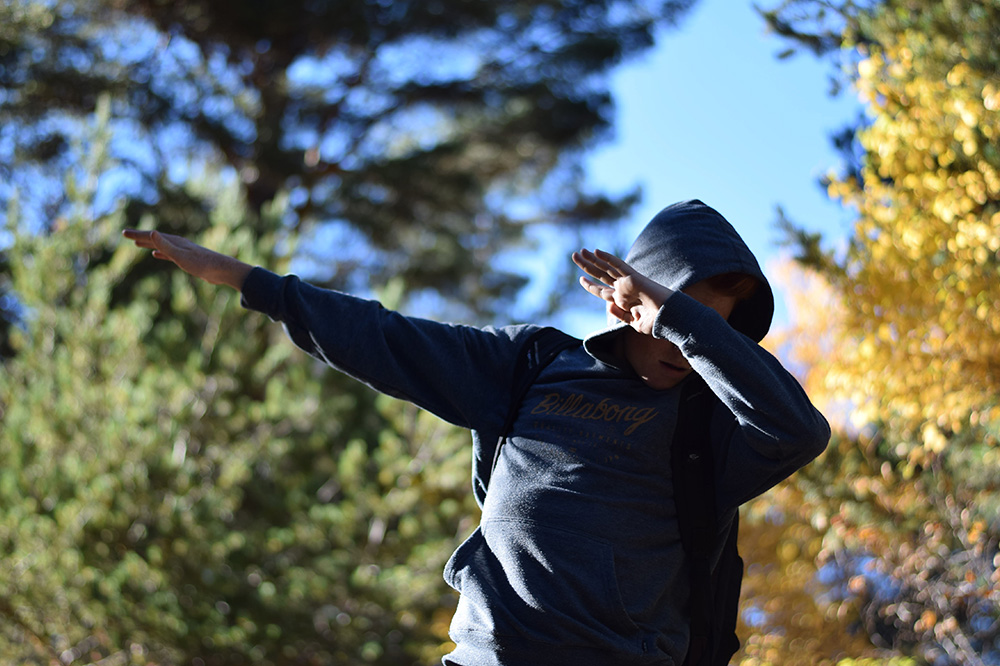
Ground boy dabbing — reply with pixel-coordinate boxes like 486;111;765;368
127;199;831;665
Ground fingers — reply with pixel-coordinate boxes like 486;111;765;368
572;248;629;286
149;232;180;264
122;229;165;249
123;229;153;248
579;249;618;278
577;273;634;322
593;248;627;268
123;229;180;266
578;275;612;300
607;301;633;324
123;229;172;250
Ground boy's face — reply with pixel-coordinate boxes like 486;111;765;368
621;280;738;391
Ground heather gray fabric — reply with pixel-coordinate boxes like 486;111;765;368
238;201;829;666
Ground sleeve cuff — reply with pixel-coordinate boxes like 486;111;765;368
651;291;715;345
239;266;285;318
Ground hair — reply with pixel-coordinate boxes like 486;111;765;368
703;272;761;302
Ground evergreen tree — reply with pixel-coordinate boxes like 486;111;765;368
1;2;708;662
1;0;697;332
0;99;478;665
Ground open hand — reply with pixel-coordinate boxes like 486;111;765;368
122;229;252;290
571;249;673;335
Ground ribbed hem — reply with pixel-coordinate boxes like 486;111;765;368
443;632;674;666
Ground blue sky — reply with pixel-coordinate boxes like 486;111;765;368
557;0;861;336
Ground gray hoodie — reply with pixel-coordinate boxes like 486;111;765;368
239;199;830;666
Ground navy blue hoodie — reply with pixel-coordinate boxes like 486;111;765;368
239;200;830;666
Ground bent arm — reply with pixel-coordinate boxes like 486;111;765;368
654;293;831;510
123;229;528;431
572;247;830;506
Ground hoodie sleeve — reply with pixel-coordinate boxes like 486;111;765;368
239;267;528;432
653;292;831;511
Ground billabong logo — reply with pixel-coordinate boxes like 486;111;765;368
531;393;659;435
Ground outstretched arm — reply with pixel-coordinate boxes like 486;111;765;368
125;228;536;434
122;229;253;290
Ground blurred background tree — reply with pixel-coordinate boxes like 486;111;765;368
738;1;1000;664
0;0;706;331
0;1;702;664
1;100;480;665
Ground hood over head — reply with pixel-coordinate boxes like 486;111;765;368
583;199;774;364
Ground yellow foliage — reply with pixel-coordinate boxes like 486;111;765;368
773;10;1000;450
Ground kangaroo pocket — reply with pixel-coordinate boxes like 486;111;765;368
444;517;643;651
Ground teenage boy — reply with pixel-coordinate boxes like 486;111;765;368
124;199;830;665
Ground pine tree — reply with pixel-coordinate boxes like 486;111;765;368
0;0;697;331
2;2;709;662
0;97;480;665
